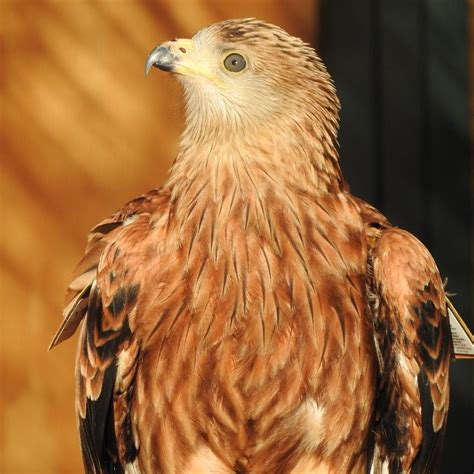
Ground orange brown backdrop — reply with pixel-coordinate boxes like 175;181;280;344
1;1;316;472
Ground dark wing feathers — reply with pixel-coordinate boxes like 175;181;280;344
369;226;450;473
78;281;135;473
354;198;450;473
76;232;144;473
411;285;451;474
51;189;166;473
77;296;123;472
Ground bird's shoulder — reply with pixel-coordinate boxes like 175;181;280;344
50;187;170;348
350;196;450;473
52;187;171;471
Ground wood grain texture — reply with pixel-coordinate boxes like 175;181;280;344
0;2;316;473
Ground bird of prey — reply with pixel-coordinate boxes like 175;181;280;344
50;18;451;474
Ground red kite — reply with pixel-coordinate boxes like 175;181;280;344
51;18;450;474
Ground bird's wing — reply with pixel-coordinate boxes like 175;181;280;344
50;188;168;473
363;216;451;474
49;189;163;350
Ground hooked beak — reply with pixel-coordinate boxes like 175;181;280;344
145;45;175;75
145;39;194;76
145;38;226;89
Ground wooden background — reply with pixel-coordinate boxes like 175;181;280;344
0;1;316;472
1;0;472;473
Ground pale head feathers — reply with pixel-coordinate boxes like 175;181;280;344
158;18;344;200
179;19;339;141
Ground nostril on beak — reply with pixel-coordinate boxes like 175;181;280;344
179;47;187;54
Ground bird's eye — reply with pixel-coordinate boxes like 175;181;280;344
224;53;247;72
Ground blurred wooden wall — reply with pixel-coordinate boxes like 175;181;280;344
0;1;317;472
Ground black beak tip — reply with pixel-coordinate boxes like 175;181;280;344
145;62;174;76
155;63;174;72
145;45;176;76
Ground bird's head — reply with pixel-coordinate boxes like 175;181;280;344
146;18;340;145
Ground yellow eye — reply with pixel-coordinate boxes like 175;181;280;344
224;53;247;72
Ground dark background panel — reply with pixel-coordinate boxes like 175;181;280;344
319;1;378;204
320;1;473;472
426;4;472;472
379;1;424;237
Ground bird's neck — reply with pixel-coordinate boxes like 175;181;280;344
165;118;344;210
